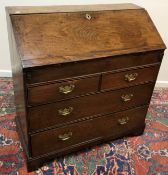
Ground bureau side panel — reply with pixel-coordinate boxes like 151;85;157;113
6;11;29;153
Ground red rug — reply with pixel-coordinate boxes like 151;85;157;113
0;78;168;175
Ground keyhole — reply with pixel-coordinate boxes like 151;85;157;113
85;14;92;20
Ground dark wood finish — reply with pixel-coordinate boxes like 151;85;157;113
11;9;165;68
101;64;160;90
27;51;162;84
6;10;29;151
6;4;166;172
6;4;142;14
29;83;154;132
31;106;148;157
27;123;146;172
28;75;99;106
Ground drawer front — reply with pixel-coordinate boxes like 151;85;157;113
26;51;162;84
31;106;148;157
28;75;99;106
101;64;160;91
29;83;154;131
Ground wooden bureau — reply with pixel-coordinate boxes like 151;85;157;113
6;4;166;172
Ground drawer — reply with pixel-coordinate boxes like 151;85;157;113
101;64;160;90
28;75;99;106
26;51;163;84
31;106;148;157
28;83;154;131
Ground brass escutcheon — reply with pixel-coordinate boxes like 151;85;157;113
85;13;92;20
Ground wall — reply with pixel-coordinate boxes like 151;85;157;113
0;0;167;86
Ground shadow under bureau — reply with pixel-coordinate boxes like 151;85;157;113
6;3;166;172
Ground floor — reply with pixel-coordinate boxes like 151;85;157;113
0;78;168;175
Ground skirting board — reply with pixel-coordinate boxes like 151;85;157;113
0;70;12;77
156;81;168;87
0;70;168;87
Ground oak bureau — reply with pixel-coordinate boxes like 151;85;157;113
6;4;166;171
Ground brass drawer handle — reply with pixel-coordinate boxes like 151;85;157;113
118;117;129;125
58;132;72;141
125;73;138;82
121;94;133;102
59;84;75;94
58;107;73;116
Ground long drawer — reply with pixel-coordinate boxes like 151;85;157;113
26;51;162;84
30;106;148;157
28;83;154;131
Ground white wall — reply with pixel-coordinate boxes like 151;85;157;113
0;0;167;86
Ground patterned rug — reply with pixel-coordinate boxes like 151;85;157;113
0;77;168;175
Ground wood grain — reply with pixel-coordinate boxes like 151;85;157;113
6;4;166;172
101;64;160;90
6;11;29;151
28;83;154;132
31;105;148;157
6;4;142;14
26;51;163;84
28;75;99;106
11;9;165;68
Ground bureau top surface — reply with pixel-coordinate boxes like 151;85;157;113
7;4;165;68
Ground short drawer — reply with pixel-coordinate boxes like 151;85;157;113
28;83;154;132
28;75;99;106
26;51;163;84
30;106;148;157
101;64;160;90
